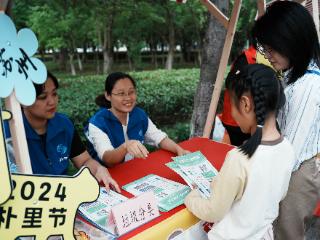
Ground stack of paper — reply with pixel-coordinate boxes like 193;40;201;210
74;216;116;240
122;174;190;212
166;151;218;198
78;188;128;236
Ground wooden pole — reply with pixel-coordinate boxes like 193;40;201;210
0;108;13;204
0;0;9;12
200;0;229;29
257;0;266;18
202;0;242;138
1;2;33;174
312;0;320;37
5;95;33;174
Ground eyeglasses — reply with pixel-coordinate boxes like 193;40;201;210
111;89;136;98
256;42;273;57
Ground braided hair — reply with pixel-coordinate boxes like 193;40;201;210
225;64;285;157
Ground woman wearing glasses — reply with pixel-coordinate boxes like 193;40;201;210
86;72;189;167
253;1;320;239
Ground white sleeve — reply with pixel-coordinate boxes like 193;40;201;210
87;123;114;160
144;118;167;147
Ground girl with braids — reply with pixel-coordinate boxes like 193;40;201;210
185;64;295;240
252;1;320;239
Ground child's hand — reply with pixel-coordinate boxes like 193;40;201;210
191;183;198;190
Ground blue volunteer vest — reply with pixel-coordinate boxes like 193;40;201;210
86;107;148;161
8;113;75;175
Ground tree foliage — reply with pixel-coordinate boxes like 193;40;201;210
11;0;258;71
11;0;206;71
231;0;257;60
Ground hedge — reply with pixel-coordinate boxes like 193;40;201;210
57;69;200;141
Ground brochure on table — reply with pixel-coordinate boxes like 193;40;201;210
167;151;218;198
122;174;190;212
78;188;127;236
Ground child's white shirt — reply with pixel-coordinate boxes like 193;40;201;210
185;137;295;240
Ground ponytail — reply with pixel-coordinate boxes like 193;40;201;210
95;94;111;108
240;126;263;158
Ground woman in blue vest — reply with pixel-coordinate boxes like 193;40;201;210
86;72;189;167
7;71;120;192
253;1;320;239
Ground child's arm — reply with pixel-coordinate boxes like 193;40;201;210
184;150;247;223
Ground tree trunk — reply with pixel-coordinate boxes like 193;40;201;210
69;52;76;76
190;1;228;137
102;12;114;74
188;2;203;67
77;51;83;72
165;6;175;70
82;43;87;63
59;48;68;71
102;26;113;74
39;47;45;62
95;47;101;74
150;37;158;69
103;49;112;74
161;43;165;65
180;33;190;63
96;29;102;74
127;49;133;71
152;45;158;69
197;48;202;66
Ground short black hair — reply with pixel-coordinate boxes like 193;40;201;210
252;1;320;84
226;64;285;157
95;72;136;108
34;71;59;97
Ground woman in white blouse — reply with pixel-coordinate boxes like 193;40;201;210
252;1;320;239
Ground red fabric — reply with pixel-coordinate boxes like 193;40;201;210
315;202;320;216
108;137;233;239
203;221;214;233
244;46;257;64
220;91;237;126
220;46;257;126
103;137;320;237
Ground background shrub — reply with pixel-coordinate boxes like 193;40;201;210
57;69;200;142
